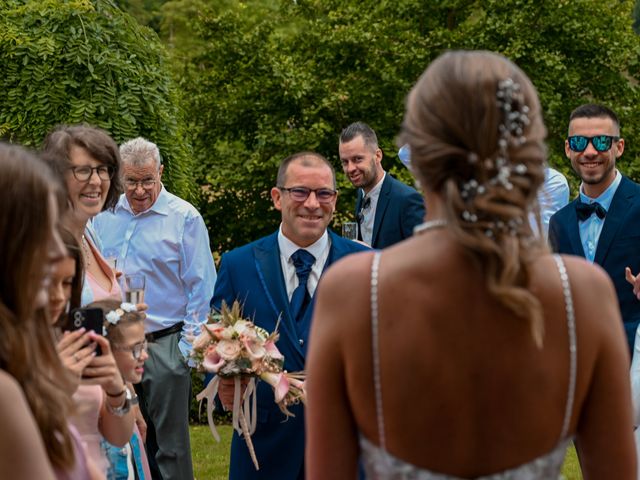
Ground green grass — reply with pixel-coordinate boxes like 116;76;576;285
190;425;583;479
191;425;232;480
563;447;582;480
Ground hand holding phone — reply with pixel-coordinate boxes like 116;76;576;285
68;307;103;356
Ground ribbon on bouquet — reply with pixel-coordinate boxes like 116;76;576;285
196;376;260;470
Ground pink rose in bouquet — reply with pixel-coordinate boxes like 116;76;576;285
192;300;306;470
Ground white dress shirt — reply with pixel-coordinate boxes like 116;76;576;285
93;186;217;357
359;172;386;246
532;167;570;238
277;226;330;300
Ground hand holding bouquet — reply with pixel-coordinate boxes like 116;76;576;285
192;301;306;470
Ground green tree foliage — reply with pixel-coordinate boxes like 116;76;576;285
166;0;640;252
113;0;168;33
0;0;197;201
445;0;640;188
171;0;436;251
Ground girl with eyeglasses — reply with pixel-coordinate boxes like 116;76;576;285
89;298;152;480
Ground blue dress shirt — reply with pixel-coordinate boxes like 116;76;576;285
579;170;622;262
93;187;217;358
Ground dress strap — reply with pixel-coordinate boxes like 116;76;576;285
552;254;577;440
370;251;387;453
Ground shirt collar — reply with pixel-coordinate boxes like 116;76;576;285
117;185;170;216
579;169;621;211
277;225;329;262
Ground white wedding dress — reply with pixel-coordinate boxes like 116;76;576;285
359;253;576;479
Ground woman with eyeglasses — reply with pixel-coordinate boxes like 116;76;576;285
42;125;135;475
42;124;123;305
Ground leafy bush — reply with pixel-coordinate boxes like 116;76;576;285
0;0;197;201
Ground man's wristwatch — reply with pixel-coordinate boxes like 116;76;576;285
106;387;138;416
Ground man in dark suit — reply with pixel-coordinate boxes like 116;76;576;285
339;122;425;248
211;151;369;479
549;104;640;356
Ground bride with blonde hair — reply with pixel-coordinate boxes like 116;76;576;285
306;50;635;479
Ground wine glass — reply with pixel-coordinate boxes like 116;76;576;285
123;274;145;304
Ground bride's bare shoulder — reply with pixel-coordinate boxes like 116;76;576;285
534;253;621;331
319;250;377;288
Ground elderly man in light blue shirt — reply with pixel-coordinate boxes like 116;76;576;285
94;137;216;480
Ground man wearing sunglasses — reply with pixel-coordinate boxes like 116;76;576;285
549;103;640;357
339;122;425;248
211;152;369;480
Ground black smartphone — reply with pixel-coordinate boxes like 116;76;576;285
68;307;103;356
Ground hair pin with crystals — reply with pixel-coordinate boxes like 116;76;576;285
106;302;138;325
458;77;532;238
461;77;530;200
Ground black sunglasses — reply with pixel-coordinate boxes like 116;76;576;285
567;135;619;153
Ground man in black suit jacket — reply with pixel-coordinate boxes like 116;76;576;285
549;104;640;356
339;122;425;248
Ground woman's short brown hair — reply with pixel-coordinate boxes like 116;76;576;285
41;124;122;211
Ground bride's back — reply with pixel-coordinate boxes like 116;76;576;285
339;238;615;477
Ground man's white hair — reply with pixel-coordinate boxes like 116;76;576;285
119;137;161;169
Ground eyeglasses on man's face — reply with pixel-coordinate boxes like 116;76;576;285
124;179;157;190
567;135;619;153
113;339;148;360
68;165;114;182
278;186;337;204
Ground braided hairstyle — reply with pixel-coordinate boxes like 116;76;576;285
400;50;548;347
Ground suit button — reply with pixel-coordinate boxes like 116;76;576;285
299;339;304;346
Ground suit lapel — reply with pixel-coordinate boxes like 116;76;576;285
355;190;364;240
595;177;633;265
355;190;363;217
372;175;392;247
566;199;586;257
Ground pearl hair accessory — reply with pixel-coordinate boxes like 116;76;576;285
458;77;532;238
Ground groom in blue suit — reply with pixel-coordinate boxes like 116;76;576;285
549;104;640;357
339;122;425;248
211;151;369;479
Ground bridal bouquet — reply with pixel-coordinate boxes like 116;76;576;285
192;301;306;470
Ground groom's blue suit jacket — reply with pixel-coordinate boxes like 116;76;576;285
210;230;369;480
549;175;640;356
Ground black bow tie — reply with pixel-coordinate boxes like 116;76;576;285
357;196;371;224
575;201;607;221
